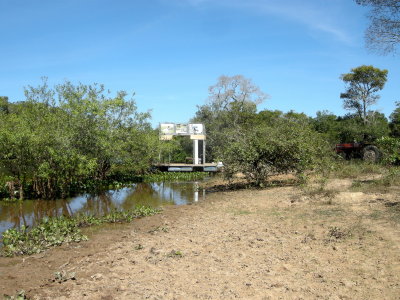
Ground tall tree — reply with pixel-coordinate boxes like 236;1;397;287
355;0;400;54
193;75;268;160
340;65;388;124
206;75;267;115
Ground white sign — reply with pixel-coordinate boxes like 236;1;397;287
175;124;188;134
189;124;204;135
159;123;205;136
160;123;175;135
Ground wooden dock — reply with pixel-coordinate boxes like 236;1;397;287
153;163;220;172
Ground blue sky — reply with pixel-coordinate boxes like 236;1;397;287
1;0;399;126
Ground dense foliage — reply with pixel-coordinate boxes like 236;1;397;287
0;80;159;200
313;111;390;144
192;75;268;161
376;136;400;164
219;117;329;186
390;101;400;137
189;73;400;185
1;71;399;197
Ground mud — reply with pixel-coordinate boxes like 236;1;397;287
1;181;400;299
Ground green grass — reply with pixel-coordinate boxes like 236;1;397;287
302;161;400;195
350;167;400;193
314;207;345;218
329;160;386;179
233;209;253;216
167;250;183;258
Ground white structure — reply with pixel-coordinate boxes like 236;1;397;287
159;123;206;165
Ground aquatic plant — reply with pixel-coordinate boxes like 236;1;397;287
1;206;160;257
143;172;208;182
2;217;86;256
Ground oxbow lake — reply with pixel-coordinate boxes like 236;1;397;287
0;181;206;236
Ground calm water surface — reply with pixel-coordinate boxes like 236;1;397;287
0;181;206;235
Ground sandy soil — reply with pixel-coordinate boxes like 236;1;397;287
1;179;400;299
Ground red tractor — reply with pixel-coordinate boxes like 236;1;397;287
335;142;381;162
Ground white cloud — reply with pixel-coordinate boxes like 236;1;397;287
251;0;352;44
179;0;353;44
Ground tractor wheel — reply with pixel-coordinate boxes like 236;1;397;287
362;145;381;163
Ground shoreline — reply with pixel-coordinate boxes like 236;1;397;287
1;181;400;299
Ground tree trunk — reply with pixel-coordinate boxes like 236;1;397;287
17;178;24;200
363;97;367;125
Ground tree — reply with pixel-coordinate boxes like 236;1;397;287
205;75;267;120
365;111;390;139
0;96;9;114
389;101;400;136
330;112;389;143
193;75;268;160
313;111;341;144
0;79;156;200
355;0;400;54
255;109;284;126
340;65;388;124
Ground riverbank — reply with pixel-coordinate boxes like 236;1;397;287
0;179;207;236
1;178;400;299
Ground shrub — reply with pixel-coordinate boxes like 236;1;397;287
219;119;330;186
376;136;400;165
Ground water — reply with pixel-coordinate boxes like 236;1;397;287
0;181;206;235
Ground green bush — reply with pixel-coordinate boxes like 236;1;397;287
376;136;400;165
219;119;330;186
0;80;158;200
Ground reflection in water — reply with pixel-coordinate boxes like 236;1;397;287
0;181;206;235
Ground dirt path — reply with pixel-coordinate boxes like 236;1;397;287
1;183;400;299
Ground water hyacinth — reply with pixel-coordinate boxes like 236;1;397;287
143;172;208;182
1;205;160;257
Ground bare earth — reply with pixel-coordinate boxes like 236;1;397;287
1;179;400;299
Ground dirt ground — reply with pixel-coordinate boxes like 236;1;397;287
1;178;400;299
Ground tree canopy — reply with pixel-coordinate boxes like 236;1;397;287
193;75;268;160
355;0;400;54
340;65;388;124
0;80;158;200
